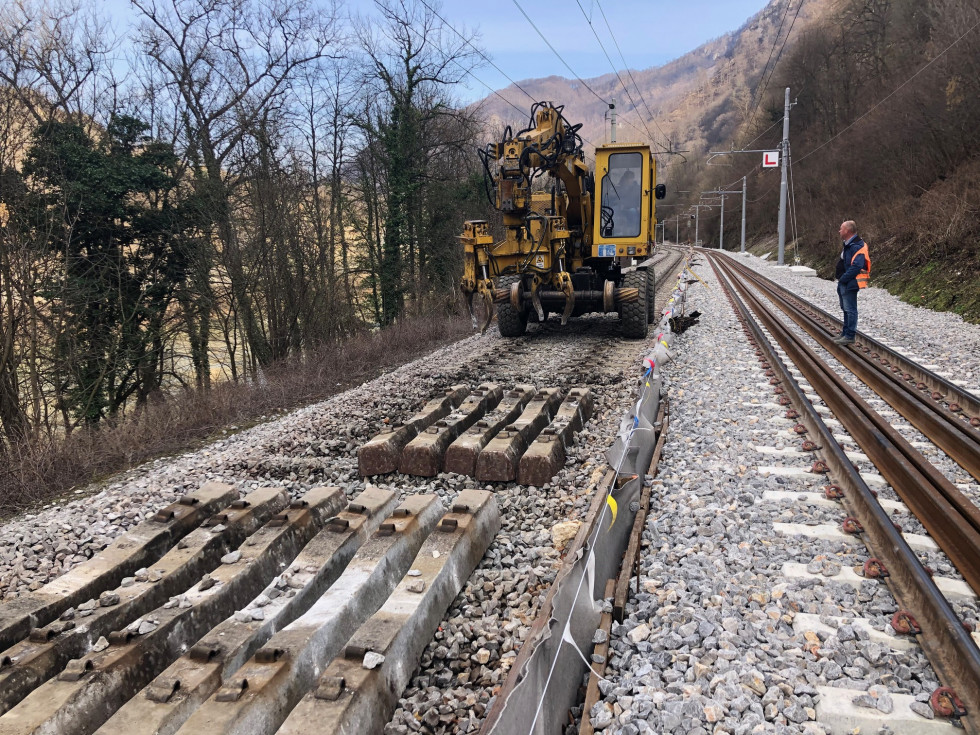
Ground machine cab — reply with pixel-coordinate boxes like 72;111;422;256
593;144;663;259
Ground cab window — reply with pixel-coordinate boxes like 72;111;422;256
599;152;643;237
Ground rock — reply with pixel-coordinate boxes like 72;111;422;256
551;521;581;551
99;591;120;607
363;651;385;669
628;624;651;644
221;550;242;565
92;636;110;652
910;701;934;719
407;579;426;593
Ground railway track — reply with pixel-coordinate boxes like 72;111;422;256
0;251;688;735
705;250;980;730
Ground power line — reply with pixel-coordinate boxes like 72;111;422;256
416;0;537;105
752;0;793;113
797;16;980;163
411;0;597;158
594;0;672;151
510;0;608;106
572;0;658;149
755;0;806;113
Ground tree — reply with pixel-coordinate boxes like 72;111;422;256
131;0;335;371
354;0;482;325
21;117;193;425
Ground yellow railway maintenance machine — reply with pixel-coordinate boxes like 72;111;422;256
460;101;666;338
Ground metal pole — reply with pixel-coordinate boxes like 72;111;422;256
719;195;725;250
695;208;699;247
675;217;679;245
610;98;617;144
740;176;747;253
777;87;790;265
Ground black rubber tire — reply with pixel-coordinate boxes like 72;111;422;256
646;266;657;324
619;270;648;339
497;275;528;337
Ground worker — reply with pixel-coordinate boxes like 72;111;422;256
833;220;870;345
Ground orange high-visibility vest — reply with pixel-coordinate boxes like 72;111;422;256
852;243;871;288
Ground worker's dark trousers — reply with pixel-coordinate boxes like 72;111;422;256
837;282;858;338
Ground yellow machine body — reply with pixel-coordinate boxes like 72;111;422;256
460;102;663;338
593;143;658;257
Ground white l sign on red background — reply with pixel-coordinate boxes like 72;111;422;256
763;151;780;168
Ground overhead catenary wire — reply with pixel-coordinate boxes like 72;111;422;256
416;0;538;106
796;16;980;163
571;0;664;154
594;0;673;151
754;0;806;114
413;0;597;159
511;0;609;106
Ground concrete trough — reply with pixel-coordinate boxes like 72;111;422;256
518;388;594;487
0;488;345;735
398;384;502;477
174;494;444;735
358;385;469;476
444;386;535;477
476;388;563;483
96;487;397;735
0;483;237;652
0;488;288;718
279;490;500;735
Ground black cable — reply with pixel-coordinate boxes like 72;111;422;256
511;0;608;106
755;0;806;113
593;0;672;152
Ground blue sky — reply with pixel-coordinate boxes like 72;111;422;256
104;0;771;102
428;0;771;100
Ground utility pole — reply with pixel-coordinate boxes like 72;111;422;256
719;195;725;250
741;176;747;253
609;98;617;144
704;178;748;252
777;87;792;265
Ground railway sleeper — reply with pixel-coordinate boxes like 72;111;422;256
443;385;535;476
398;384;503;477
173;493;444;735
280;489;500;735
0;487;288;716
358;385;469;476
475;387;564;482
0;483;238;652
97;486;397;735
0;487;346;735
518;388;595;487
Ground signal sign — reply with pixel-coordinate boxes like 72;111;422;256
763;151;780;168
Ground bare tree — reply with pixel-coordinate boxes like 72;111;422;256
353;0;482;324
131;0;336;371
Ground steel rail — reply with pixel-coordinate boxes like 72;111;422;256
708;253;980;731
713;253;980;589
731;253;980;488
724;254;980;425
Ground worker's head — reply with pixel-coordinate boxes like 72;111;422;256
839;220;857;239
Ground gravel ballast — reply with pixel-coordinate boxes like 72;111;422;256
2;249;978;735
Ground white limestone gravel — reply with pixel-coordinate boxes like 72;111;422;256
590;253;979;735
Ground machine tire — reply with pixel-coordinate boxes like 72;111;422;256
646;266;657;324
619;270;648;339
497;275;528;337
